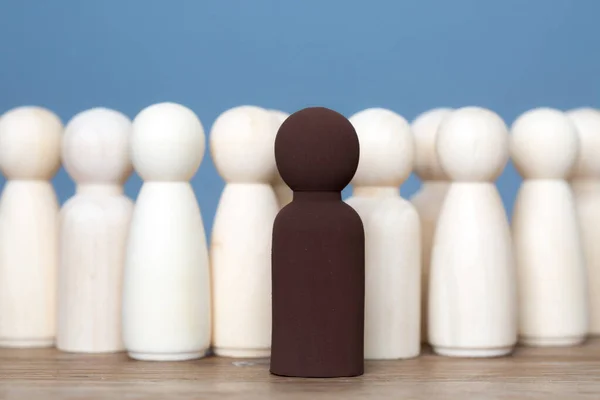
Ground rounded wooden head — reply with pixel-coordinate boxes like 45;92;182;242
568;107;600;179
210;106;277;183
412;108;453;181
269;109;289;186
437;107;509;182
131;102;205;181
0;106;63;180
349;108;414;187
511;108;578;180
63;108;132;185
275;107;359;192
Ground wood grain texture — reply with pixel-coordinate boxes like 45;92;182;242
0;339;599;399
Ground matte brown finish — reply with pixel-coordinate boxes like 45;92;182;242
1;341;599;398
270;106;365;378
274;107;360;192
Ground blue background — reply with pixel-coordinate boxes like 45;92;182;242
0;0;598;234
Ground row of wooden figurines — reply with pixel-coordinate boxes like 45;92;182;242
0;103;599;378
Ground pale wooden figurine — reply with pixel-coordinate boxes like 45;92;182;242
511;108;588;346
0;106;62;347
122;102;211;361
210;105;279;358
58;107;134;353
429;107;517;357
346;107;421;359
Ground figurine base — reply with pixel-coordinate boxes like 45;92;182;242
213;347;270;358
433;345;514;358
519;335;586;347
365;351;421;360
270;369;364;378
0;338;54;348
128;349;207;361
57;345;125;354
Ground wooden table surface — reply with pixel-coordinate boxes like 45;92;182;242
0;339;599;400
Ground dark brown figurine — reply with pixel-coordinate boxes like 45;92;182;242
270;106;365;378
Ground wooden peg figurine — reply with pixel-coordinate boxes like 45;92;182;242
429;107;517;357
0;106;62;347
58;107;134;353
122;102;211;361
270;107;365;378
210;105;279;357
347;107;421;360
511;108;587;346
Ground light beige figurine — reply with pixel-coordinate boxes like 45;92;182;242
269;109;292;208
122;102;211;361
0;106;62;347
511;108;588;346
429;107;517;357
409;107;452;343
209;106;279;358
346;108;421;360
569;107;600;337
57;108;134;353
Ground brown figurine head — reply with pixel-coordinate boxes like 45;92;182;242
275;107;360;192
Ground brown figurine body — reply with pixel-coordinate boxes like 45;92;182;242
270;107;365;378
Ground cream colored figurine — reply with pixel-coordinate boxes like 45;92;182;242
209;106;279;358
58;108;134;353
429;107;517;357
346;108;421;360
122;102;211;361
512;108;588;346
0;106;62;347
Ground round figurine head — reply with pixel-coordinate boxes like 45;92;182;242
412;108;453;181
275;107;359;192
567;108;600;180
0;106;63;180
210;106;277;183
131;102;205;182
349;108;414;187
63;108;132;185
436;107;509;182
510;108;578;180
